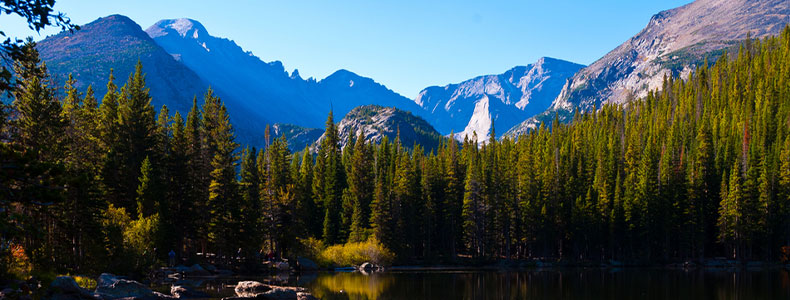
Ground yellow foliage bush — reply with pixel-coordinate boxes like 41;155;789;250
73;275;97;290
318;238;394;267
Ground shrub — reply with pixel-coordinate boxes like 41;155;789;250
296;237;325;259
124;213;160;256
73;275;97;290
7;243;32;279
319;238;394;267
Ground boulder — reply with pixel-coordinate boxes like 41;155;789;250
46;276;101;300
357;262;382;273
1;288;17;298
50;277;83;294
232;281;307;299
170;286;209;299
185;264;211;277
94;273;155;300
234;281;271;298
359;262;373;272
296;292;318;300
296;257;318;271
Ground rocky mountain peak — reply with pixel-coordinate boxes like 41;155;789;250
507;0;789;138
147;18;209;39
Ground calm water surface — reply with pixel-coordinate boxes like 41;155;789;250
165;268;790;300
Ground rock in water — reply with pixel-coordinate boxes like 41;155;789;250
234;281;271;298
50;277;83;294
232;281;309;300
296;257;319;271
95;273;165;299
47;276;101;300
296;292;319;300
170;285;209;299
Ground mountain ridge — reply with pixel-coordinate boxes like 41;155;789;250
507;0;790;137
415;57;583;140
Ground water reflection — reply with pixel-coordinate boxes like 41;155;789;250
302;269;790;300
309;272;395;299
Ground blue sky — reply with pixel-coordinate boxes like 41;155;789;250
1;0;693;98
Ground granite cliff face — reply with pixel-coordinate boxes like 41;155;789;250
415;57;583;140
507;0;790;137
315;105;445;152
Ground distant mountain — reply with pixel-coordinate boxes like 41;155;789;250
507;0;790;137
315;105;445;152
36;15;208;115
146;18;423;129
35;15;270;146
270;123;323;152
415;57;583;140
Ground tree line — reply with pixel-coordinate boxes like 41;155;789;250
2;27;790;276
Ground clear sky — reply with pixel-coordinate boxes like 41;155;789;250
1;0;693;98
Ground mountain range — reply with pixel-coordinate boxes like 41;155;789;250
506;0;790;137
415;57;583;140
33;0;790;147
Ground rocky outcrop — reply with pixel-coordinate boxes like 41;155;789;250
229;281;316;300
415;57;583;140
314;105;445;152
46;277;101;300
94;273;172;300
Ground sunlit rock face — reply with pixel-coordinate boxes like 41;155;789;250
507;0;790;138
415;57;583;141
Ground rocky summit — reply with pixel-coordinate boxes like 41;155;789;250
314;105;446;152
507;0;790;137
415;57;583;140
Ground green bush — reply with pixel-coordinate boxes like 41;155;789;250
318;238;394;267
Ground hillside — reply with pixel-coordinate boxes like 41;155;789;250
36;15;208;115
316;105;446;152
507;0;790;137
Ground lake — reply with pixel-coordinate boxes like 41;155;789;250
168;268;790;299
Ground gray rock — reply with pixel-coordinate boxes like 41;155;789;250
47;276;101;300
94;273;155;299
185;264;211;277
1;288;17;298
232;281;307;299
296;257;318;271
296;292;318;300
50;277;82;294
359;262;373;272
170;286;209;299
357;262;382;273
234;281;271;298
